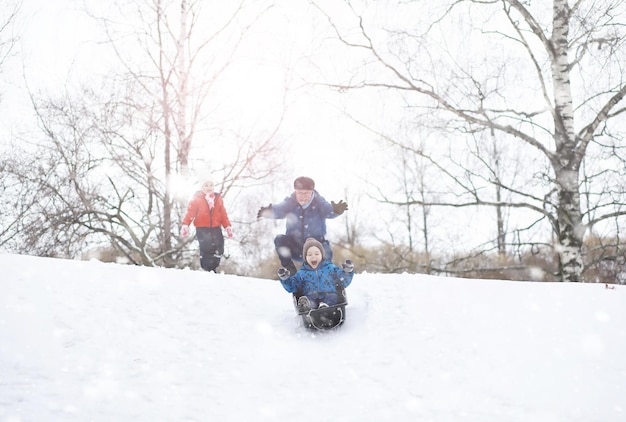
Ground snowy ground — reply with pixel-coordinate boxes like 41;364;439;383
0;253;625;422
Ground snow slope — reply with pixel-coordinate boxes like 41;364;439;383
1;253;624;422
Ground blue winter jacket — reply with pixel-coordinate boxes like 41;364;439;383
280;260;354;297
269;191;338;245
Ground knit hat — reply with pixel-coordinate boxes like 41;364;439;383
294;176;315;190
303;237;325;262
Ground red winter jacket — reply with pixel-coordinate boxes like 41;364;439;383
182;191;231;229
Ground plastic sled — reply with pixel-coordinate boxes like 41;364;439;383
293;290;348;331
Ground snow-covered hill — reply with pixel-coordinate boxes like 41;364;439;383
1;253;624;421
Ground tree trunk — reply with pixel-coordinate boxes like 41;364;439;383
551;0;584;281
157;0;174;266
177;0;191;175
554;169;584;281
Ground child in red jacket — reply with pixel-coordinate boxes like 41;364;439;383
181;179;233;272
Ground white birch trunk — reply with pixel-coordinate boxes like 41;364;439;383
551;0;584;281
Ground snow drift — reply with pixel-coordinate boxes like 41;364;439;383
1;253;624;421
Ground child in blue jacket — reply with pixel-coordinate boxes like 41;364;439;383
278;237;354;311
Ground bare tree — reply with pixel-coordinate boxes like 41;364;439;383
1;37;285;272
0;1;22;244
312;0;626;281
85;0;279;259
53;0;285;266
0;84;164;262
371;145;435;273
0;0;20;73
2;71;286;267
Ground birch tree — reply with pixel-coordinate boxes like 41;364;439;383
312;0;626;281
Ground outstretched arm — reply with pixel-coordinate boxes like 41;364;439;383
267;195;296;219
315;194;348;219
331;200;348;215
277;267;299;293
257;204;274;219
336;260;354;288
315;194;339;218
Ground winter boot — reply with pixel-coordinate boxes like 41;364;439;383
297;296;311;312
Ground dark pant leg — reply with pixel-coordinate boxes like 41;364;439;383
274;235;302;273
196;227;224;272
321;240;333;262
320;292;339;306
304;292;339;308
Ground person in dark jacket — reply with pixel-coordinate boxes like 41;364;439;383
278;237;354;311
257;176;348;274
181;179;233;272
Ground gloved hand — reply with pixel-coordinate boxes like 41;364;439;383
181;224;190;238
277;267;291;281
342;259;354;273
331;200;348;215
225;227;233;238
257;204;273;219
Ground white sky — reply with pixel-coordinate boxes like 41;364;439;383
2;0;386;199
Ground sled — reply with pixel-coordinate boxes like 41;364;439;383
292;289;348;331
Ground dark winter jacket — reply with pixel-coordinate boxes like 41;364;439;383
280;260;353;297
268;191;338;245
182;191;231;228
